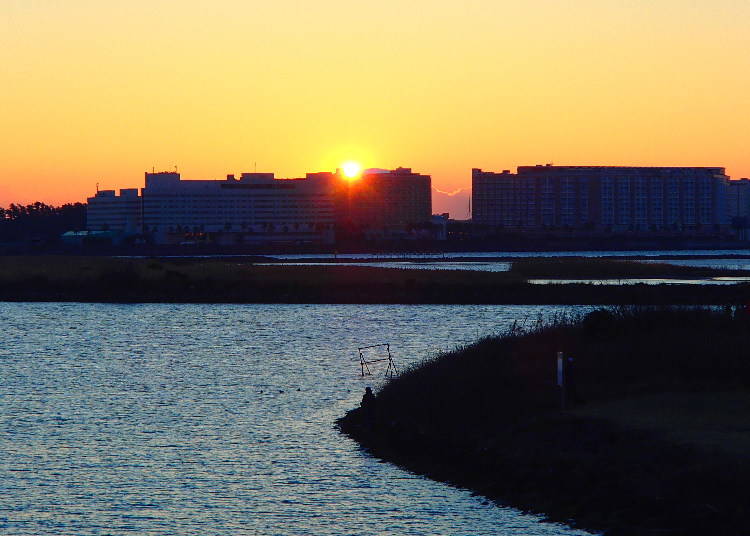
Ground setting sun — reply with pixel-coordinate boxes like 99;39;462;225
341;162;362;179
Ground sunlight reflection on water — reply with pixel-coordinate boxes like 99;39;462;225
1;303;595;536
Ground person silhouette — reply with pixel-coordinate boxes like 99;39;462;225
361;386;375;409
360;387;376;426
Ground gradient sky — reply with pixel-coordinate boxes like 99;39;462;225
2;0;749;206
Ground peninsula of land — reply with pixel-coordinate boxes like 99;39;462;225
338;308;750;535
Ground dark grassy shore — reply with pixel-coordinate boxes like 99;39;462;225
507;257;748;279
2;256;750;304
338;308;750;536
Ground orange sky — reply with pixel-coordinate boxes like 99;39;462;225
2;0;749;206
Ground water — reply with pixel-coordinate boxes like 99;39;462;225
256;250;750;275
0;303;594;536
258;261;750;284
256;261;514;272
641;258;750;270
127;249;750;278
257;261;750;284
270;249;750;260
528;277;750;285
256;257;750;285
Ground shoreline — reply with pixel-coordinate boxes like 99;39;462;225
3;256;750;305
3;282;750;305
2;292;750;305
21;253;750;263
6;239;750;258
337;308;750;535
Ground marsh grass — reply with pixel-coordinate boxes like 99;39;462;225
3;256;750;304
375;307;750;420
509;258;750;278
0;256;524;286
340;307;750;535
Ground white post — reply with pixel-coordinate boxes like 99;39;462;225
557;351;566;409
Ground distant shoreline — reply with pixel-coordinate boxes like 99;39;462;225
2;256;750;304
168;253;750;263
4;236;750;259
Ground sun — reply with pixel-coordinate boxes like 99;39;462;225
341;161;362;179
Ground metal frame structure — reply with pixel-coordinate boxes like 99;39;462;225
358;343;398;378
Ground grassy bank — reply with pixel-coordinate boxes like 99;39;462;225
2;256;750;304
338;308;750;535
509;258;749;279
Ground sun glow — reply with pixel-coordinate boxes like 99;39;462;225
341;161;362;179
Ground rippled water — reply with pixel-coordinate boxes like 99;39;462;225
1;303;595;536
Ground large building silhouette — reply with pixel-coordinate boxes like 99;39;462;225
308;167;432;238
87;167;432;244
473;165;730;234
89;171;336;245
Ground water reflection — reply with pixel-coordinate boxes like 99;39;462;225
0;303;594;536
529;277;750;285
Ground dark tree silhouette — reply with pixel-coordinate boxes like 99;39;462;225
0;202;86;242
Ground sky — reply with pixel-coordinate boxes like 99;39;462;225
2;0;749;206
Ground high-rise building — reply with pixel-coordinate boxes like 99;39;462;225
472;165;730;233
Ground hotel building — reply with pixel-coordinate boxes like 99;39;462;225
88;171;336;245
87;167;432;244
472;165;730;233
308;167;432;236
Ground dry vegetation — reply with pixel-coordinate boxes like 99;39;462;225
339;307;750;535
509;257;749;278
2;256;750;304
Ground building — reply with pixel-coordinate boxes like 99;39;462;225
430;213;449;241
728;178;750;219
311;167;431;237
472;165;730;234
728;178;750;239
88;171;336;245
86;188;141;234
86;166;432;244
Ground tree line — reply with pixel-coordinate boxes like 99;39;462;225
0;201;86;242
